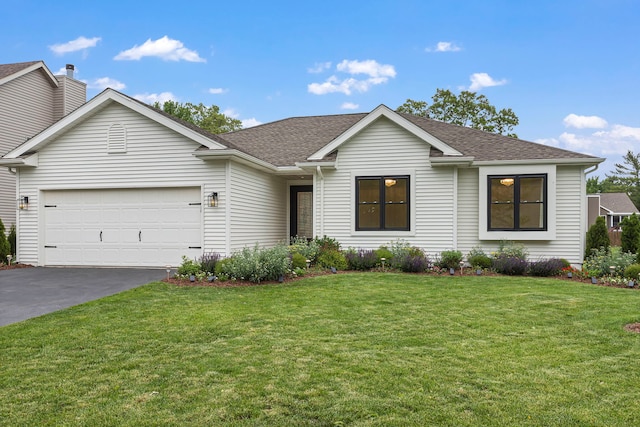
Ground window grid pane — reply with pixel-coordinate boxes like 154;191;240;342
356;176;409;231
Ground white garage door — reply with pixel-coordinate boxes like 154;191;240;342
43;188;202;267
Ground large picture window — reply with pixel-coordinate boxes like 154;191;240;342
488;174;547;231
356;176;409;231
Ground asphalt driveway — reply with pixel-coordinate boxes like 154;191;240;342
0;267;166;326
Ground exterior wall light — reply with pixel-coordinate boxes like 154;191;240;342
207;192;218;207
18;196;29;210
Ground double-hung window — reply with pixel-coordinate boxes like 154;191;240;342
356;176;409;231
488;174;547;231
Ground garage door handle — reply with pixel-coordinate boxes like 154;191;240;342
100;231;102;242
139;231;142;242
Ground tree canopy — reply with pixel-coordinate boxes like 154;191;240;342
606;150;640;208
153;100;242;134
397;89;519;137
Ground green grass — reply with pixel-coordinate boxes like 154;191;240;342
2;273;640;426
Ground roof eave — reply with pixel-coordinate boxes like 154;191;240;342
472;157;605;166
194;149;278;173
429;156;475;167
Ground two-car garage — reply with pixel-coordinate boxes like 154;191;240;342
42;187;202;267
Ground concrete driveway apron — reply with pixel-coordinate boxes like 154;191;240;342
0;267;165;326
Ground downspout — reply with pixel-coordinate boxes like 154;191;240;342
317;166;324;237
452;166;458;250
581;163;600;265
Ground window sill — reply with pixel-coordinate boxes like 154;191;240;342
479;229;556;241
351;230;416;237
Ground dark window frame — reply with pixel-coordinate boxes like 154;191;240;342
355;175;410;231
487;174;547;231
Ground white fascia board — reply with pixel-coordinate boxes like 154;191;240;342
0;153;38;168
275;166;308;175
0;61;58;87
3;89;227;159
472;157;605;166
295;161;336;171
194;149;278;173
429;156;475;166
307;104;462;161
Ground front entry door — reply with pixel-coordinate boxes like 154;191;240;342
290;185;313;240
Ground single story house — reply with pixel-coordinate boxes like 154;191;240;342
0;89;604;267
587;192;639;229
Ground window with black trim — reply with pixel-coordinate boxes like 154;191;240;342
488;174;547;231
356;176;409;231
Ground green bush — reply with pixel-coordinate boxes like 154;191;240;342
291;252;308;269
494;240;528;261
0;218;10;262
314;235;341;253
316;249;348;270
375;246;394;265
583;247;635;277
176;256;202;277
466;246;492;269
438;250;463;269
585;216;610;258
289;237;319;263
220;244;291;283
8;224;16;257
621;213;640;254
624;263;640;280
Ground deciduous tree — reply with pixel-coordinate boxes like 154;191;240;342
153;100;243;134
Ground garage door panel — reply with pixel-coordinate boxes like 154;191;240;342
44;188;202;267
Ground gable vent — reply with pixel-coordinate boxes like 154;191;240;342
107;124;127;153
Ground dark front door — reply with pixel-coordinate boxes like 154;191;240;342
290;185;313;240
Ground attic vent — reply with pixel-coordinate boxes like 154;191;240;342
107;124;127;153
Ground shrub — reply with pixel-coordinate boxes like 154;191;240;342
314;236;341;253
199;252;221;274
559;258;571;268
316;249;348;270
493;255;528;275
438;250;463;269
395;252;430;273
291;252;308;269
345;248;378;271
375;246;394;265
176;255;202;277
220;244;291;283
494;240;528;261
621;213;640;254
585;216;610;258
8;224;16;256
289;237;319;263
0;218;9;262
527;258;565;277
583;247;636;277
624;264;640;280
466;246;492;269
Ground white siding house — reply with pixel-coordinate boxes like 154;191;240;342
1;89;603;267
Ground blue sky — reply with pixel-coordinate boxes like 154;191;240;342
2;0;639;176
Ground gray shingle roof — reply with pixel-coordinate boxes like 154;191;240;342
0;61;41;81
220;109;600;166
598;193;639;214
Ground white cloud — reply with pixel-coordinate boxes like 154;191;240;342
308;62;332;73
208;88;228;94
87;77;126;91
49;36;101;55
467;72;507;91
242;118;262;128
341;102;359;110
308;59;396;95
114;36;205;62
563;113;608;129
133;92;177;104
426;41;462;52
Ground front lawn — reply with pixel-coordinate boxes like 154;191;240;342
2;273;640;426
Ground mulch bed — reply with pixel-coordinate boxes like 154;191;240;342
0;263;33;271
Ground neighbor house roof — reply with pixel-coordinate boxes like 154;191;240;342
597;193;639;215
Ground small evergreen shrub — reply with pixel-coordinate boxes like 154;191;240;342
585;216;610;258
583;247;635;277
0;218;10;262
375;246;394;265
438;250;463;269
624;264;640;280
176;256;202;277
289;237;319;262
466;246;492;269
493;255;528;276
621;213;640;254
345;248;378;271
316;249;348;270
291;252;308;269
8;224;16;256
314;235;341;253
527;258;565;277
199;252;221;274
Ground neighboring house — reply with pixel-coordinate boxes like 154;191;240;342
0;89;603;267
587;193;639;228
0;60;86;228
